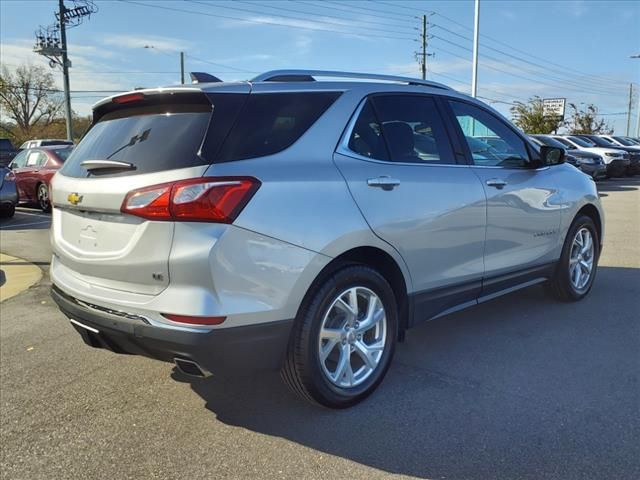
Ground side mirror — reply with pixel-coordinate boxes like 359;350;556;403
540;146;565;166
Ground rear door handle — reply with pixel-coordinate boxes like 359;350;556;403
367;176;401;190
486;178;507;189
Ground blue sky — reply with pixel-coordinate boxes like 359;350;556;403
1;0;639;133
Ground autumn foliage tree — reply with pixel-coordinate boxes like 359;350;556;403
563;103;613;134
510;96;563;134
0;64;66;145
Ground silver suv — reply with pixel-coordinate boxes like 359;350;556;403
50;70;603;408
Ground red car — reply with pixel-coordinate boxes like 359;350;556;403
10;146;73;212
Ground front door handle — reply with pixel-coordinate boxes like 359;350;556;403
367;176;401;191
486;178;507;189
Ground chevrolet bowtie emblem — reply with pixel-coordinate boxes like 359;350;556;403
68;193;83;205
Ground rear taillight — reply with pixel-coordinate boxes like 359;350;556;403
121;177;260;223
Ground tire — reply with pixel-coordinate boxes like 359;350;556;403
37;183;51;212
0;204;15;218
547;215;599;302
282;265;398;408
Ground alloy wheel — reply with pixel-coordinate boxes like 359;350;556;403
318;286;387;388
569;227;594;291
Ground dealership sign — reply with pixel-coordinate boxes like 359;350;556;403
543;98;566;118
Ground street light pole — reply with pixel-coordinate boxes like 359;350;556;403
631;55;639;136
471;0;480;98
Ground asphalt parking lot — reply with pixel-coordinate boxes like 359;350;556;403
1;179;639;480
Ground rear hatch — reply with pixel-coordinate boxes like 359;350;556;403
50;86;249;295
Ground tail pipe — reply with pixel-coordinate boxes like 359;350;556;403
173;357;212;378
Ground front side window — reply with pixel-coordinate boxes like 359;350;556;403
449;100;531;168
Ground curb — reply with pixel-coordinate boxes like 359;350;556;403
0;253;43;303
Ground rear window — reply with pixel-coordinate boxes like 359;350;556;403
216;92;341;162
42;140;72;146
53;148;73;161
60;94;218;178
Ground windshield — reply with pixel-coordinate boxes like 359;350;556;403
612;136;635;146
532;135;566;149
567;136;595;147
584;136;616;147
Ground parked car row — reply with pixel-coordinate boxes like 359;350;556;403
0;138;72;167
528;134;640;179
0;140;74;217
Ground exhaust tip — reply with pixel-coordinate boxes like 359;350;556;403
173;358;211;378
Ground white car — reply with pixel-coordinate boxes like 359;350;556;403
600;135;640;151
552;135;629;177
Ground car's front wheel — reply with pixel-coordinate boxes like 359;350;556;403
282;265;398;408
547;215;599;301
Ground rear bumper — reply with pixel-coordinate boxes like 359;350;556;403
51;284;293;375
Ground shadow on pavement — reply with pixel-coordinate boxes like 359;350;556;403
182;266;640;479
0;210;51;231
596;176;640;193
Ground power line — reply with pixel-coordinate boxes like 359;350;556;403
299;0;415;26
184;53;258;74
431;25;623;94
431;10;633;88
188;0;415;38
430;35;627;98
318;0;417;23
235;0;417;33
119;0;413;41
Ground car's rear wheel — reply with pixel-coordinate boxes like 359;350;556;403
547;215;599;301
282;265;398;408
37;183;51;212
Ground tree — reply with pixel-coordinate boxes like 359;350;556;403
510;96;563;134
0;64;64;142
564;103;613;134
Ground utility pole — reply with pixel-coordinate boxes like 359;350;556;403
59;0;73;142
626;83;633;136
180;51;185;84
471;0;480;98
421;15;427;80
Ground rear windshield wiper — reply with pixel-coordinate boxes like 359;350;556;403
80;160;136;171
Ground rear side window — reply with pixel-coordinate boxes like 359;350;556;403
0;139;13;151
216;92;341;162
370;95;455;164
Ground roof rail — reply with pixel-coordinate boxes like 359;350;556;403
251;69;453;90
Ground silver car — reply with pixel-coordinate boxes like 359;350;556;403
50;70;604;408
